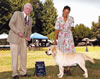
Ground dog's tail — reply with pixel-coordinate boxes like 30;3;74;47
82;54;95;64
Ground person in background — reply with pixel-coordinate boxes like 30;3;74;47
7;3;33;79
35;40;40;50
53;5;75;76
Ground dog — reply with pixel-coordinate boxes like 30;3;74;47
45;46;95;78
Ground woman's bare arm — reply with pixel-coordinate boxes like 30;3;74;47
54;30;59;45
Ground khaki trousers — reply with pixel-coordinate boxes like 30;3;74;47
10;39;27;77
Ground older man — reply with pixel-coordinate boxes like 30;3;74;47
7;3;33;79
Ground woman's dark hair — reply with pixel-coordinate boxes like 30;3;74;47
63;6;71;11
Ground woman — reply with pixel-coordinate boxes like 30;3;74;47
53;6;75;76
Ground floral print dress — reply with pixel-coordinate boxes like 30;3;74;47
55;16;75;53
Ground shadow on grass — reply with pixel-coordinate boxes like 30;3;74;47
0;59;100;79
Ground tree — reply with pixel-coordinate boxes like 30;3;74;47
30;0;43;33
0;0;12;34
72;24;93;45
41;0;57;35
91;16;100;40
10;0;31;11
47;31;54;40
30;0;57;36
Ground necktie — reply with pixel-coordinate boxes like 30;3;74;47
25;16;29;26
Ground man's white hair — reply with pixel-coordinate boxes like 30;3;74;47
24;3;33;11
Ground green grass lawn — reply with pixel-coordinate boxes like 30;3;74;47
0;46;100;79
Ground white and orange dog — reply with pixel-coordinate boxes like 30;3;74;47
45;46;95;78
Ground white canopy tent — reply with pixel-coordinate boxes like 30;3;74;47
0;33;8;39
0;33;10;48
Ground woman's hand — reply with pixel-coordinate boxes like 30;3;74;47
53;30;59;45
53;40;57;45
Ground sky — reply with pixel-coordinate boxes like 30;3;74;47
53;0;100;28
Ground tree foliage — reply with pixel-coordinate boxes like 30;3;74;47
30;0;57;35
0;0;12;34
72;24;93;45
30;0;44;33
91;16;100;40
41;0;57;35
